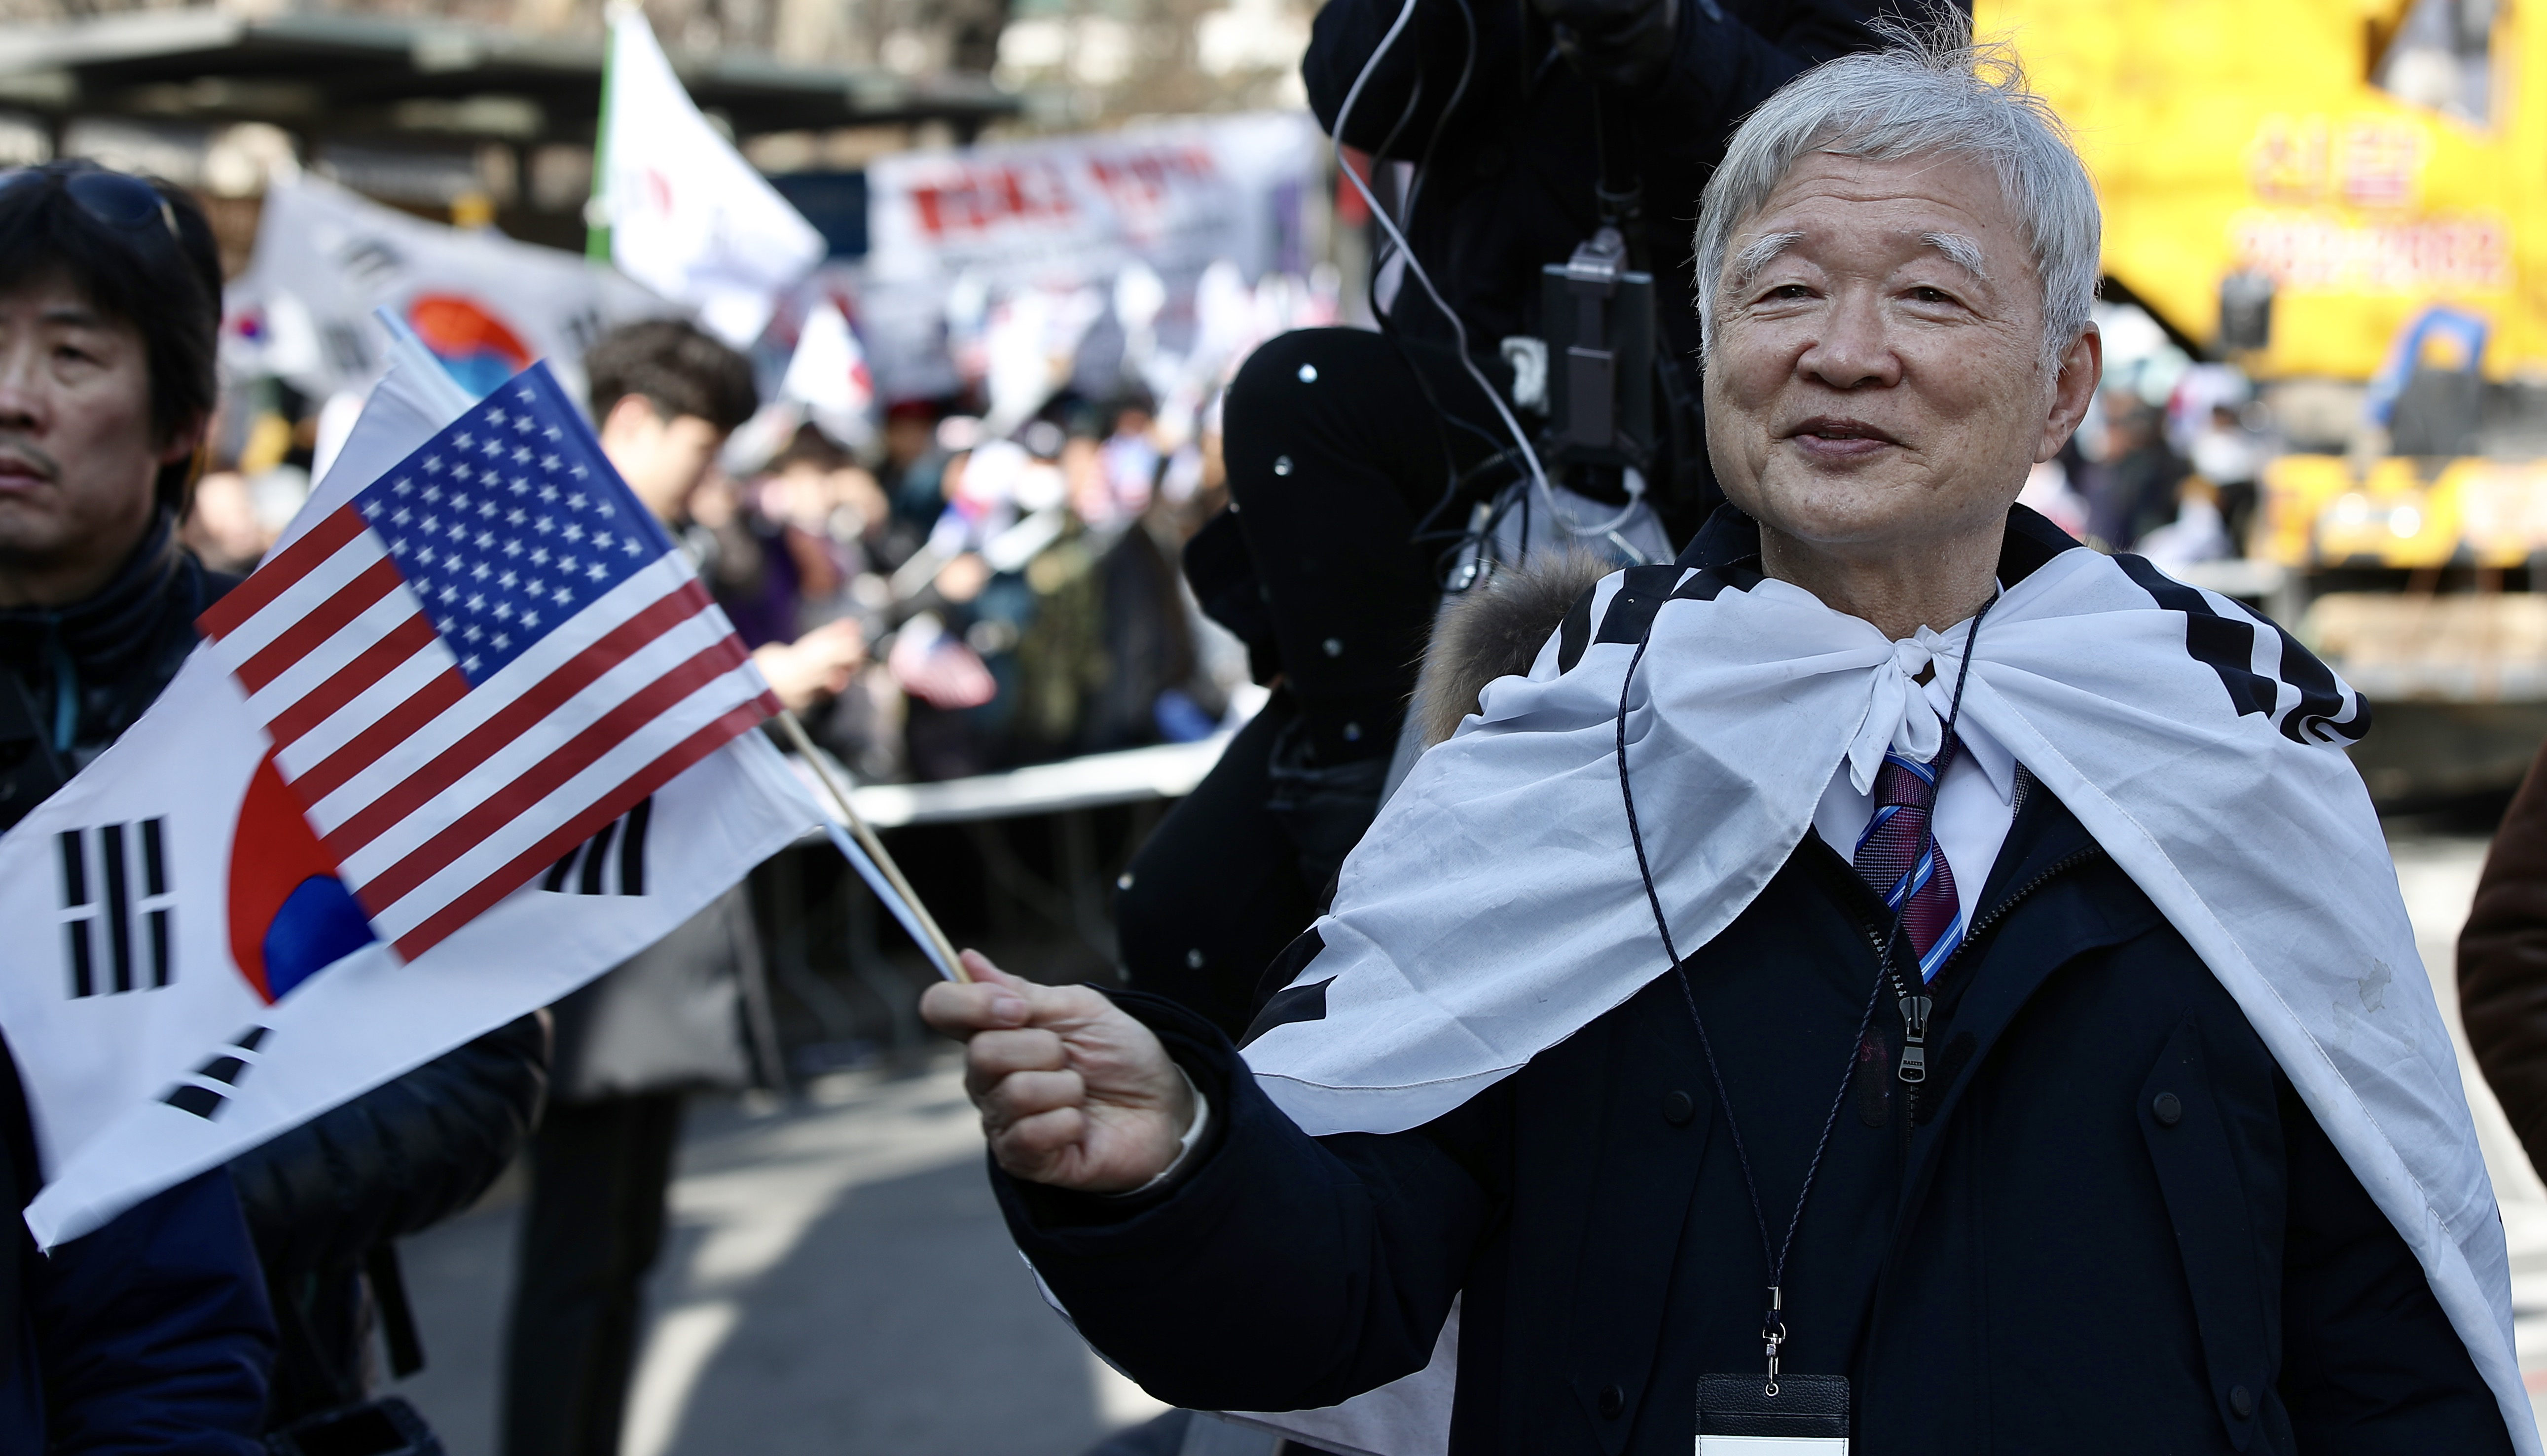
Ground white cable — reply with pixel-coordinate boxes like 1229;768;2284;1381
1332;0;1662;554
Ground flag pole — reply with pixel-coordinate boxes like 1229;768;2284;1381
587;4;627;262
773;709;970;983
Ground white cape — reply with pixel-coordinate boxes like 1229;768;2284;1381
1229;540;2537;1455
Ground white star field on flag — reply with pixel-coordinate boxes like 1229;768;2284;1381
350;375;674;685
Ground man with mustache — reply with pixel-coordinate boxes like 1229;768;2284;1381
0;159;274;1453
0;162;546;1452
924;33;2534;1456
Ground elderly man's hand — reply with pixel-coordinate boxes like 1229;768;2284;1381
921;951;1196;1192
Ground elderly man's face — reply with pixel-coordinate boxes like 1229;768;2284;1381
1704;150;2098;573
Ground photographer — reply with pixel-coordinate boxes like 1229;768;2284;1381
1118;0;1912;1037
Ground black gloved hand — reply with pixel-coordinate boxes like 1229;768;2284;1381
1531;0;1679;93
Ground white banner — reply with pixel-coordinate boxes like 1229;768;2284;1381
224;173;678;407
856;111;1324;400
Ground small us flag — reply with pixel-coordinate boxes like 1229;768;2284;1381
198;362;779;959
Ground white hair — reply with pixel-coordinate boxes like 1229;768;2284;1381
1693;23;2101;373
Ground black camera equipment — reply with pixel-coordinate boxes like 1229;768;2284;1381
1337;0;1676;580
1542;224;1657;488
1538;87;1661;500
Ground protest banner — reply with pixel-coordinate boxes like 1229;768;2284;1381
855;111;1324;402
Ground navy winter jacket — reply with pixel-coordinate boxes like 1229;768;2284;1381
0;1159;274;1454
0;521;276;1448
997;512;2519;1454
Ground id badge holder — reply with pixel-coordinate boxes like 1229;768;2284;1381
1694;1373;1849;1456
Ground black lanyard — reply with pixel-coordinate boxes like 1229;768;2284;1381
1613;590;1995;1392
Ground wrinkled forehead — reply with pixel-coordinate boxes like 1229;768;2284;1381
1725;147;2035;282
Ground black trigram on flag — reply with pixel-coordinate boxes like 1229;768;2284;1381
161;1025;271;1120
59;819;175;998
541;797;652;897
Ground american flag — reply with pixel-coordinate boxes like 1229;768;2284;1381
198;363;779;960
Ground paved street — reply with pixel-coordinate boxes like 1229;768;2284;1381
385;1056;1165;1456
382;829;2547;1453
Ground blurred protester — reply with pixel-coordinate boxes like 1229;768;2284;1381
879;399;953;531
502;320;800;1456
583;321;866;714
2082;397;2187;553
2133;475;2232;570
682;467;801;649
1014;413;1112;759
0;160;275;1452
1066;392;1161;536
756;424;912;609
896;426;1056;778
2188;400;2264;555
180;469;267;575
1161;389;1227;519
753;426;912;780
2459;742;2547;1180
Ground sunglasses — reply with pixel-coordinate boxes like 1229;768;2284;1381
0;162;185;265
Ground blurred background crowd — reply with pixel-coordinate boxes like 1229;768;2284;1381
196;353;1272;784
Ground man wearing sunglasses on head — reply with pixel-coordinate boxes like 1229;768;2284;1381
0;162;557;1456
0;162;557;1454
0;159;277;1455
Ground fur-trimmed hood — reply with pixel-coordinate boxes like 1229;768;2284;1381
1411;553;1615;750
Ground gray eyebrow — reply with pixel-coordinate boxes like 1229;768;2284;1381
1723;230;1805;295
1720;227;1990;304
1918;230;1988;279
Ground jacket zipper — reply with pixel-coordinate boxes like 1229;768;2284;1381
1872;842;2107;1130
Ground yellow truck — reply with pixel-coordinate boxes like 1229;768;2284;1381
1981;0;2547;800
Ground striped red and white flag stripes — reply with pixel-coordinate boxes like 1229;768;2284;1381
199;501;779;960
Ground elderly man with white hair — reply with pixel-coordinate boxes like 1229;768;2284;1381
924;34;2533;1456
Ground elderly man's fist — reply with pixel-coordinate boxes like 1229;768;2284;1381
920;952;1197;1192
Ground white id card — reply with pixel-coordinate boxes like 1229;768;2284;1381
1694;1372;1849;1456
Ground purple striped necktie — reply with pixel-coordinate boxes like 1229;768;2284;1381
1853;748;1964;982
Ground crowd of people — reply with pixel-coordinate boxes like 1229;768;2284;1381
700;386;1244;785
2015;378;2271;570
179;329;1253;797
